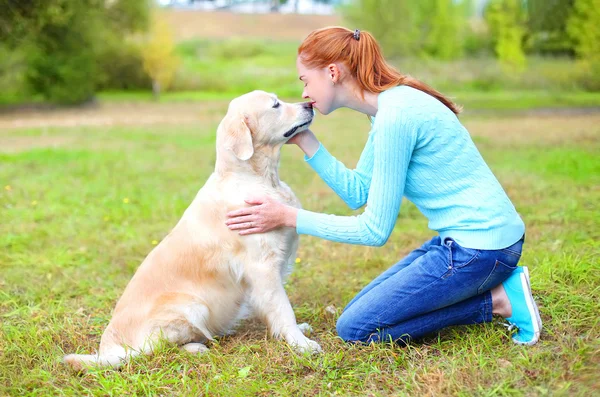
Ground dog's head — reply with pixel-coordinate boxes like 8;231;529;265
217;90;314;161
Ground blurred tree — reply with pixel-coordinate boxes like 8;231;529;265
423;0;470;60
0;0;150;104
341;0;469;59
567;0;600;61
25;1;103;104
527;0;574;55
141;12;180;99
342;0;423;57
566;0;600;90
485;0;527;72
270;0;289;12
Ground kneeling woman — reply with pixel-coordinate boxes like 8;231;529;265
226;27;542;346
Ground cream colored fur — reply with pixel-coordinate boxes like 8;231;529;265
63;91;320;371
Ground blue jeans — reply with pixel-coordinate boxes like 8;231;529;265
336;235;524;344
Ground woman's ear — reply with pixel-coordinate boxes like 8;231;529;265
327;63;341;84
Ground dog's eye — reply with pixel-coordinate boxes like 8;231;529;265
272;102;280;109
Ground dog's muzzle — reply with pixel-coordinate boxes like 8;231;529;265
283;118;313;138
283;104;314;138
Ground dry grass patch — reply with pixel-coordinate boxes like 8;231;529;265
464;113;600;146
161;10;341;42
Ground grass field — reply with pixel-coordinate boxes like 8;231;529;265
1;102;598;395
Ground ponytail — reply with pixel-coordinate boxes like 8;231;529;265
298;27;462;115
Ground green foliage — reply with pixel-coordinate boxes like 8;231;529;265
97;41;151;91
0;0;151;104
25;2;103;104
463;26;494;57
485;0;527;72
567;0;600;61
341;0;469;59
141;12;180;98
567;0;600;91
527;0;574;55
341;0;420;57
209;39;268;60
422;0;470;60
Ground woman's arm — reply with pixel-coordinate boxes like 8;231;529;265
293;129;374;210
226;109;417;245
296;109;417;246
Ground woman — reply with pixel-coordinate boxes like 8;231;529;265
226;27;541;345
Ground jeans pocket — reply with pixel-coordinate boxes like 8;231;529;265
445;239;480;270
477;259;518;295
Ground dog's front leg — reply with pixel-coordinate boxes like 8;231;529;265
245;265;322;354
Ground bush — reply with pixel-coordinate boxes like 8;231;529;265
141;12;180;97
574;60;600;91
342;0;470;59
209;39;268;60
567;0;600;91
3;0;151;105
25;4;102;104
97;42;151;91
485;0;527;72
526;0;574;56
463;22;494;57
0;44;29;104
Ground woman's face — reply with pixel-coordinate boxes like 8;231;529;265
296;57;337;115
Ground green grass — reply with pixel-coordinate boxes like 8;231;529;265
1;106;599;395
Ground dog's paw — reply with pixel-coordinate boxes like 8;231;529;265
180;343;209;354
297;323;313;335
293;338;322;355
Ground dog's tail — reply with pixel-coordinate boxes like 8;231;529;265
63;347;133;371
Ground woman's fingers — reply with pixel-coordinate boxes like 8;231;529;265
227;207;255;218
228;222;257;231
239;228;263;236
244;197;264;206
225;215;254;226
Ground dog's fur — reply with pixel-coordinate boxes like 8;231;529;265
63;91;320;370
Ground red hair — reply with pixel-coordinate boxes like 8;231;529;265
298;26;461;115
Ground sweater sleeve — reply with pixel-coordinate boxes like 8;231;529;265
296;108;418;246
304;135;374;210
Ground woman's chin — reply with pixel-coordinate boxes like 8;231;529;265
316;105;330;115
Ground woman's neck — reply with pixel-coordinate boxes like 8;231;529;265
338;84;379;117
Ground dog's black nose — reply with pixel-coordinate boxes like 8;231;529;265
302;102;313;109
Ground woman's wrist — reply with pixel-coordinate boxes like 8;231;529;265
297;130;320;157
283;206;298;228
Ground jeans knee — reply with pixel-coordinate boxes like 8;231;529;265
336;311;353;341
336;311;365;342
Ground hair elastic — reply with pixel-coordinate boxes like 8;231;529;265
353;29;360;41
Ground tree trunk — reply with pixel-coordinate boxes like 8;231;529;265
271;0;280;13
152;80;161;101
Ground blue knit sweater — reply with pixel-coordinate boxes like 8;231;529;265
296;85;525;250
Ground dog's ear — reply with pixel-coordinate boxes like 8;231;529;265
226;115;254;161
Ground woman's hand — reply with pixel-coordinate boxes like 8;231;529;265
226;196;298;235
286;129;320;157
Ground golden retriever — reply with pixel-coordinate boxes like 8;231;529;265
63;90;320;370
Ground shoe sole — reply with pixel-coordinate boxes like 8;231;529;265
513;266;542;345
